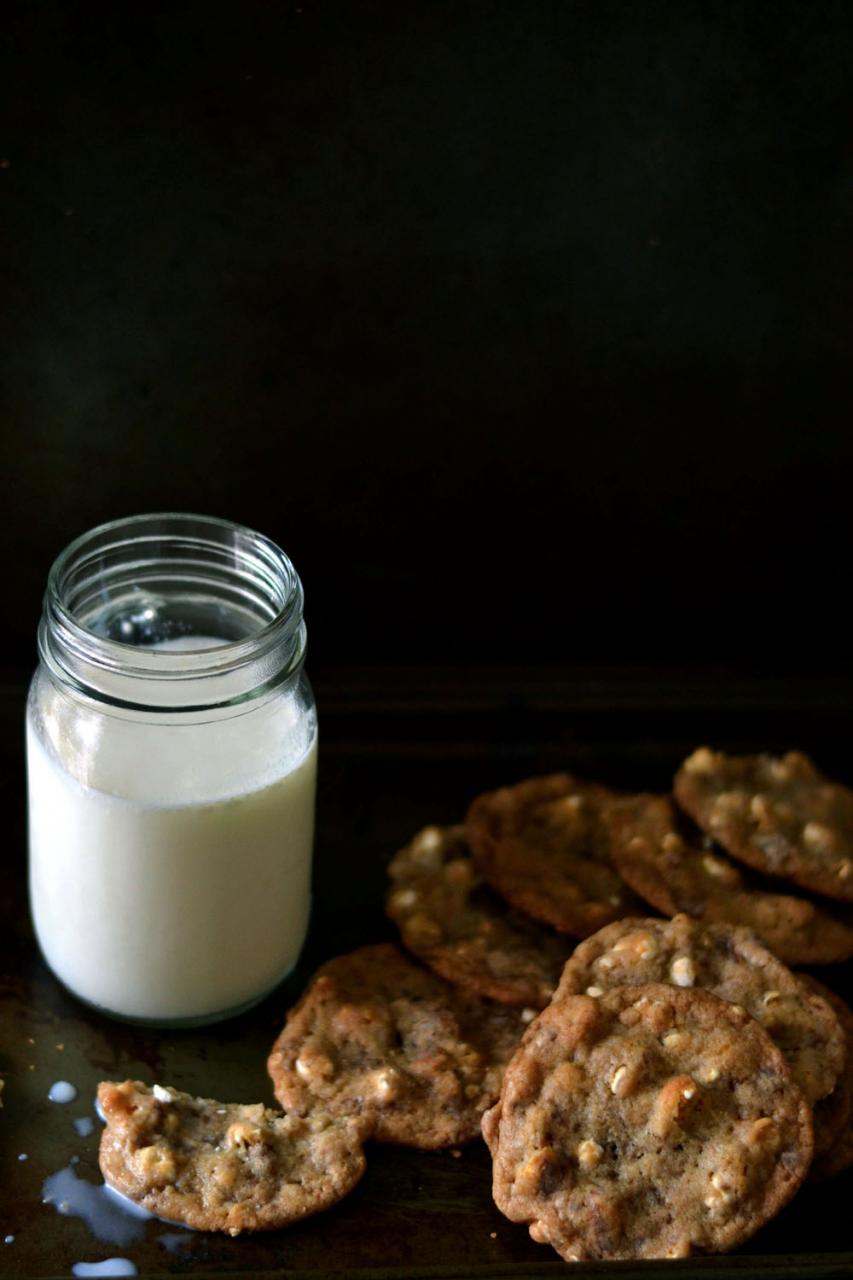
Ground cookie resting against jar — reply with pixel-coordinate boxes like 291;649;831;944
26;513;318;1026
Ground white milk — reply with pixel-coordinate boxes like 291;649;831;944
27;654;317;1023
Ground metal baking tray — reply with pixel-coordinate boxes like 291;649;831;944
1;665;851;1278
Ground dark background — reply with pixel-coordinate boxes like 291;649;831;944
2;0;851;675
4;10;853;1276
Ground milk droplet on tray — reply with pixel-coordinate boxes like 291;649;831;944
41;1167;149;1246
72;1261;138;1277
158;1231;193;1254
48;1080;78;1103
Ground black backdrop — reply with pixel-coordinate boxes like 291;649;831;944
2;0;851;672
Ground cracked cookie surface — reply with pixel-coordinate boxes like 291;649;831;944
465;774;640;937
554;914;844;1116
386;824;572;1007
483;985;813;1261
674;748;853;903
97;1080;366;1235
267;944;524;1149
607;793;853;965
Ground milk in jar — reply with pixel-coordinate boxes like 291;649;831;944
26;514;317;1026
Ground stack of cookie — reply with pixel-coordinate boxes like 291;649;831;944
483;914;848;1259
446;750;853;1259
95;747;853;1260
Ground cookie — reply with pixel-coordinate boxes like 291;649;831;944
674;748;853;903
97;1080;365;1235
267;944;524;1149
465;774;641;937
607;793;853;965
799;976;853;1180
555;914;845;1111
386;824;572;1007
483;985;813;1261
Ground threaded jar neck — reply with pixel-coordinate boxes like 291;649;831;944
39;513;306;712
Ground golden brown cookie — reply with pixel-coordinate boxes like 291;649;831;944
674;748;853;903
799;976;853;1180
606;793;853;965
554;914;845;1115
465;774;641;937
483;985;813;1261
97;1080;366;1235
267;944;524;1149
386;824;572;1007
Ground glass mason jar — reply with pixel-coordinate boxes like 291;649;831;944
26;513;317;1027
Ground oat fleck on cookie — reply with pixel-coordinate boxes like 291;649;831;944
609;1066;628;1095
746;1117;777;1146
97;1081;366;1235
701;853;733;879
370;1068;401;1103
670;956;695;987
482;985;812;1261
648;1074;698;1138
576;1139;603;1168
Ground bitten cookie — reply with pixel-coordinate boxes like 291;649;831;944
554;914;845;1115
97;1081;366;1235
483;986;813;1261
386;824;572;1007
606;793;853;965
674;748;853;903
466;774;640;937
267;944;524;1149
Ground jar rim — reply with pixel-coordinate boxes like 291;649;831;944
39;512;307;711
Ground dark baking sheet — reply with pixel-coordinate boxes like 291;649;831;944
1;665;852;1279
